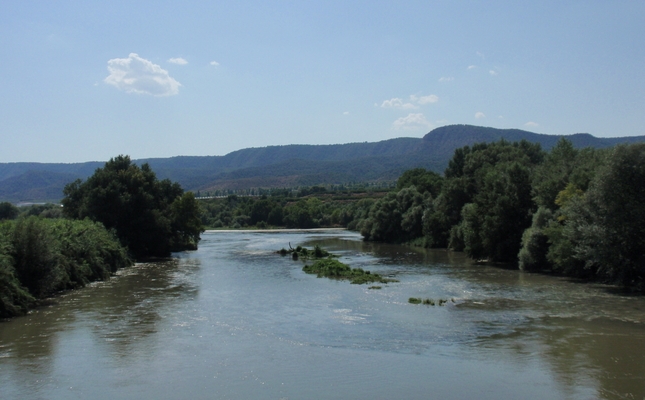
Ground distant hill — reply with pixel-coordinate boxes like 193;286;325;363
422;125;645;150
1;125;643;202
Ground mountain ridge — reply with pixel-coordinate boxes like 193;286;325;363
2;125;643;202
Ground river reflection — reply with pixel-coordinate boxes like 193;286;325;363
1;230;643;400
0;258;199;389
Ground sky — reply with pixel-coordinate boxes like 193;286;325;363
1;1;644;163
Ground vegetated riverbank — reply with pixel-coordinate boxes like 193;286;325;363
0;217;132;319
1;156;205;319
206;228;347;233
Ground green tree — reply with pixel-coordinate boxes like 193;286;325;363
0;202;19;220
362;186;426;242
397;168;444;197
283;200;317;228
62;155;203;258
556;144;645;288
460;162;534;262
250;197;274;225
425;140;543;252
170;192;203;250
518;207;553;271
532;138;606;210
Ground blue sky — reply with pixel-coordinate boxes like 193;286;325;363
1;1;643;163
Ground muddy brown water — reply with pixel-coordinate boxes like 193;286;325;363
1;231;644;399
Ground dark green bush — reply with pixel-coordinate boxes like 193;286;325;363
0;217;132;318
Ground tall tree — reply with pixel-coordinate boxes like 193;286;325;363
460;161;534;262
557;144;645;288
62;155;203;258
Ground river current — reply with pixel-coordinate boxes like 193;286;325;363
1;230;644;399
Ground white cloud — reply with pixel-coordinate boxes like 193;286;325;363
524;121;539;128
489;70;498;76
382;94;439;109
468;65;477;70
392;113;433;130
210;61;220;66
438;77;454;82
343;111;349;115
105;53;181;96
475;112;486;119
168;57;188;65
415;95;439;105
381;98;417;109
476;51;485;60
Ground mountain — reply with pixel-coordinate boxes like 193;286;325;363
422;125;645;150
1;125;643;202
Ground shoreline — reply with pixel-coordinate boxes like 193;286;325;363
203;228;348;233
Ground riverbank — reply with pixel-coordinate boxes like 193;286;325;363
204;228;347;233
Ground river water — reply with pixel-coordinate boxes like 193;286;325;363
1;230;644;399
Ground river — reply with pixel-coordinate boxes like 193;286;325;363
1;230;644;399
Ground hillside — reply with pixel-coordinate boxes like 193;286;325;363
1;125;643;202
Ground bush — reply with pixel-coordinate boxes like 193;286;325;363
0;217;132;317
518;207;553;271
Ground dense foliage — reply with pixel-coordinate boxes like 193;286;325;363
62;155;204;259
198;189;381;231
354;139;645;291
0;217;131;318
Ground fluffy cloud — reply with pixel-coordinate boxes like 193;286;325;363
210;61;220;66
524;121;539;128
489;70;498;76
438;77;454;82
475;112;486;119
381;94;439;109
468;65;477;70
392;113;433;130
381;98;416;109
168;57;188;65
105;53;181;96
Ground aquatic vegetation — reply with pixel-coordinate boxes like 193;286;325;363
368;286;382;290
277;244;335;260
409;297;449;306
303;258;397;285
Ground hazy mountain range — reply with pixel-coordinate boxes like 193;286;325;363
2;125;644;203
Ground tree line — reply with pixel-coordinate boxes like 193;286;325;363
198;187;381;230
357;139;644;291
